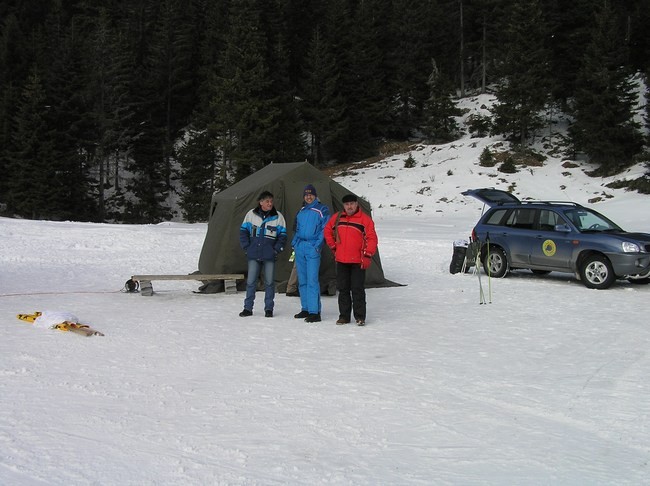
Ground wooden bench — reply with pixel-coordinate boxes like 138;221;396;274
131;274;244;296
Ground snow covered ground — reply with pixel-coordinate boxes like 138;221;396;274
2;96;650;484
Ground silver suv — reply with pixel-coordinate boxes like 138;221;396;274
463;188;650;289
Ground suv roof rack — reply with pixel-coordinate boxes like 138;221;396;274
520;200;583;207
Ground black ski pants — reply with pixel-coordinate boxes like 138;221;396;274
336;262;367;321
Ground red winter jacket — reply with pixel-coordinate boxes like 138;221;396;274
324;208;378;264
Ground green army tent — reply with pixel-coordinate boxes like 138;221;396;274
197;161;399;293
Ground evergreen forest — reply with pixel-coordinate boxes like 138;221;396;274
1;0;649;223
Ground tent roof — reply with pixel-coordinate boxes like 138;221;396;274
212;162;315;202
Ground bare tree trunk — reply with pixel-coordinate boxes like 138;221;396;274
114;150;121;191
315;132;322;167
481;17;487;94
98;150;105;221
165;68;173;191
459;0;465;97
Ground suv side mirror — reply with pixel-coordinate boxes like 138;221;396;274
555;224;571;233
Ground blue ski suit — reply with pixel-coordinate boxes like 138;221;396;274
291;199;330;314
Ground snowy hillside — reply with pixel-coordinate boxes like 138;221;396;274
335;93;648;223
1;93;649;484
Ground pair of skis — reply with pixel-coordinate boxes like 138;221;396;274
52;322;104;336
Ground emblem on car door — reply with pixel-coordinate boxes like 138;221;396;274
542;239;557;257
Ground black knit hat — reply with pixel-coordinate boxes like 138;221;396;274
342;194;358;203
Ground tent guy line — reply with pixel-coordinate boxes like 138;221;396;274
0;290;123;298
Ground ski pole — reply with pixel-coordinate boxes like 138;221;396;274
486;233;492;304
476;240;485;304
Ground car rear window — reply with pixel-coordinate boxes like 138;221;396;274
484;209;509;225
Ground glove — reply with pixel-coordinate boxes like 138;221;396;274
360;254;372;270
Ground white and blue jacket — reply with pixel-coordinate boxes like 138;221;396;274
240;206;287;261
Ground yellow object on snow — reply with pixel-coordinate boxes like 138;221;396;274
52;322;104;336
16;312;42;323
16;311;104;336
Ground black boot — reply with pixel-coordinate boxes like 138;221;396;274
294;310;309;319
305;313;321;323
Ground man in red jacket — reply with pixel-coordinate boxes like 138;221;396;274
324;194;378;326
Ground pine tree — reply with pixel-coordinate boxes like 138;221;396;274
122;0;172;223
646;68;650;144
342;0;391;160
32;3;97;221
148;0;197;190
266;34;307;164
279;0;327;87
5;67;54;219
569;1;644;174
618;0;650;72
0;12;29;208
542;0;594;105
491;0;551;145
82;6;139;222
177;0;231;207
299;27;347;166
386;0;436;138
257;0;306;164
209;0;282;180
422;59;461;143
463;0;515;94
177;127;220;222
645;68;650;180
309;0;354;162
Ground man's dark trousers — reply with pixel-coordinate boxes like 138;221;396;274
336;262;366;321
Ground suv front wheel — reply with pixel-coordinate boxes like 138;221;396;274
483;246;508;278
580;254;615;289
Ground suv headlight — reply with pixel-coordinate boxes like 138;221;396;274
621;241;640;253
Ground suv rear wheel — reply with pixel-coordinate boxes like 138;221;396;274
580;254;615;289
483;246;508;278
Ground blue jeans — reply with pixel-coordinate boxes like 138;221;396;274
244;259;275;312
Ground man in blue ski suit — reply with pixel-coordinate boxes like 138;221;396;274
291;184;330;323
239;191;287;318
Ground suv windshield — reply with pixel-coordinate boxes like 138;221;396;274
563;208;622;232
